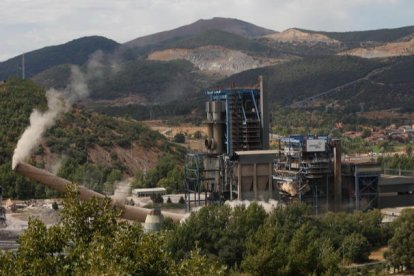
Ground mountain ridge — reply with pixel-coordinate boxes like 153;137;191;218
0;36;119;80
123;17;276;48
3;17;414;124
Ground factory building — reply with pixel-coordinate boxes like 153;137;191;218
185;77;414;213
185;76;276;208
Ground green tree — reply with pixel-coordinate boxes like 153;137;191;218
217;203;267;267
342;233;371;263
174;133;186;143
241;203;340;275
193;131;202;139
168;205;232;260
361;128;372;139
386;209;414;272
0;184;225;275
406;145;413;157
174;248;226;276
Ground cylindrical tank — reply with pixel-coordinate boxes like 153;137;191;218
206;101;212;121
212;101;222;121
144;209;163;233
213;123;223;154
205;123;214;150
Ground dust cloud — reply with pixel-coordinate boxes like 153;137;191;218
112;179;131;207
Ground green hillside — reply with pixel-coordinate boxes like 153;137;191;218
0;36;119;80
330;57;414;112
371;56;414;84
218;55;386;104
91;59;211;100
8;21;414;127
298;25;414;43
34;59;215;102
256;37;345;56
0;79;184;199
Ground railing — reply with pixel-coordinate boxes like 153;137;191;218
383;167;414;177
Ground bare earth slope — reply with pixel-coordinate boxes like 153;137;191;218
263;28;340;45
148;45;287;76
339;37;414;58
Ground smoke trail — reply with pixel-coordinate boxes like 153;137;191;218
12;90;69;169
12;53;104;169
112;179;131;207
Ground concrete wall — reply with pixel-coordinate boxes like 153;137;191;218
237;163;273;201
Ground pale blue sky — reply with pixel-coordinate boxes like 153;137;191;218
1;0;413;61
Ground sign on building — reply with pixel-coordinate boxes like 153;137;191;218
306;139;326;152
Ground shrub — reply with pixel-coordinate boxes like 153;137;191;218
174;133;185;143
52;201;59;210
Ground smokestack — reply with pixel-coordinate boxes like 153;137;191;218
13;162;184;222
259;76;269;149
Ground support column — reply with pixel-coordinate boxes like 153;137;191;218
259;76;269;149
333;140;342;211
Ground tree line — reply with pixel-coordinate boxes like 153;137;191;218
3;184;414;275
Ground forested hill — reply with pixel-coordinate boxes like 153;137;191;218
0;79;184;199
301;25;414;43
0;36;119;80
2;18;414;123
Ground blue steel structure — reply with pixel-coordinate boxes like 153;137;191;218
185;85;267;209
206;88;262;155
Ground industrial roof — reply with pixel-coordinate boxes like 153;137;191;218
235;150;279;155
132;188;167;194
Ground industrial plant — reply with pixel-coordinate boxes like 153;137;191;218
184;77;414;214
5;77;414;230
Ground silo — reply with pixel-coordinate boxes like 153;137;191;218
212;101;224;154
144;209;164;233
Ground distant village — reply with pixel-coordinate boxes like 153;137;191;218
344;124;414;144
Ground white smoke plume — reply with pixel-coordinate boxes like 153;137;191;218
224;199;281;213
50;156;66;175
112;179;131;207
12;90;69;169
12;52;104;169
179;199;283;223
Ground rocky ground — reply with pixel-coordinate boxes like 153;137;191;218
0;199;60;240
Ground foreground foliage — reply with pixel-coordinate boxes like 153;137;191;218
2;184;411;275
385;209;414;272
168;203;389;275
0;185;225;275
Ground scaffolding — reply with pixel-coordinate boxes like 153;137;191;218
184;153;204;211
354;168;379;210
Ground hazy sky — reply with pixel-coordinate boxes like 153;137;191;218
1;0;413;61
